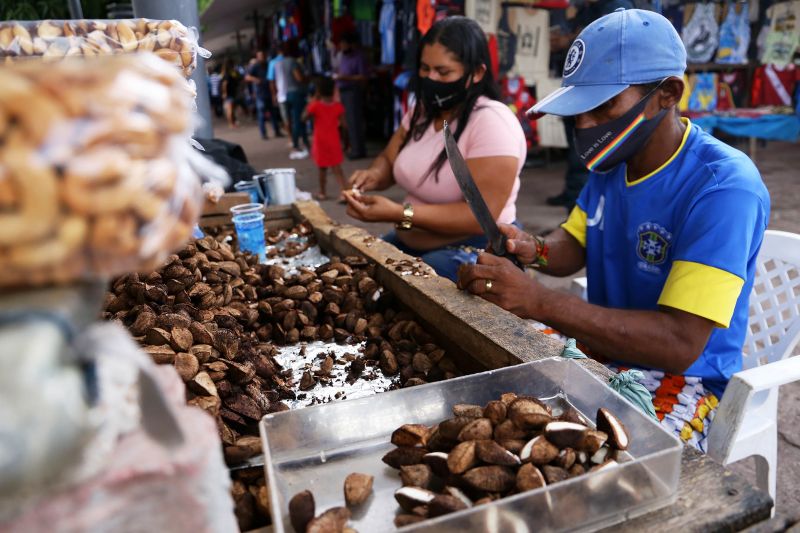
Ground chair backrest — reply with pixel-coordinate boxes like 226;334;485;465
743;230;800;370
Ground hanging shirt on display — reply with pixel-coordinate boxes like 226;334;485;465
402;0;419;69
497;4;517;74
380;1;397;65
679;73;691;112
716;2;750;64
535;77;568;148
719;70;748;107
761;0;800;67
418;0;437;35
688;72;719;111
682;3;720;63
717;79;735;110
487;33;500;79
510;7;550;82
466;0;501;34
501;75;538;148
751;64;799;106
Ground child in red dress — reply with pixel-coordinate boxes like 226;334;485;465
303;77;347;201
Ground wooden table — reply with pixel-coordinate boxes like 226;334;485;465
234;200;774;531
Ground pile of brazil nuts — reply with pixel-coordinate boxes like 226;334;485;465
383;393;631;527
104;223;462;530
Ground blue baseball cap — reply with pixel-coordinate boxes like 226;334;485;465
529;8;686;117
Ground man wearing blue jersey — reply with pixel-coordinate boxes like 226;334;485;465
457;9;770;449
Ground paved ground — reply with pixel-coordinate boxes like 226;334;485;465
211;115;800;521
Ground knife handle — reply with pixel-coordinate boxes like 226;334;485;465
495;235;526;271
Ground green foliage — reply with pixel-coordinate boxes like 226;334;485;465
1;0;70;20
198;0;213;15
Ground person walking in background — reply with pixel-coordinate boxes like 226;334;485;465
242;58;257;120
335;32;369;159
279;43;311;159
246;49;283;140
207;64;223;118
221;58;242;128
304;76;348;201
268;45;290;142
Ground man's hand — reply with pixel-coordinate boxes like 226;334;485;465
343;192;403;223
348;168;384;192
457;253;549;318
491;223;539;265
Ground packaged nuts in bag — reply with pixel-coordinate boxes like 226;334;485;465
0;53;205;288
0;18;209;77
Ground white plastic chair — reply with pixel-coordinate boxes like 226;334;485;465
706;230;800;512
568;230;800;510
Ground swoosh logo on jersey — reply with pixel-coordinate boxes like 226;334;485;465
586;195;604;230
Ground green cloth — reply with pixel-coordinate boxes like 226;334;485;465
609;370;659;421
560;337;588;359
559;338;658;421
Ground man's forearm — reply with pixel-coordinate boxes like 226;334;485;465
530;290;706;374
536;228;585;277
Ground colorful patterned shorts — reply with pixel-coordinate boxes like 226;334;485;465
530;322;720;452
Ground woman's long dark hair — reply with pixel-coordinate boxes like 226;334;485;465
399;17;501;183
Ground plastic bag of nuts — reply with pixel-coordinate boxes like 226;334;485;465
0;53;206;288
0;18;208;77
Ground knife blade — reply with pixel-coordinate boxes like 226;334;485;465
443;121;524;270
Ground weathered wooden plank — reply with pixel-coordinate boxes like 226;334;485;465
612;446;772;532
200;205;295;232
202;192;250;215
740;513;798;533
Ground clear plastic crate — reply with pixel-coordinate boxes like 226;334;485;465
260;357;681;532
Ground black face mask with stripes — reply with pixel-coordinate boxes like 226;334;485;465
574;83;667;174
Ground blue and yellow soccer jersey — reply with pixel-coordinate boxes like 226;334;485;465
562;119;770;397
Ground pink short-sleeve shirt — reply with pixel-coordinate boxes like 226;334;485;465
394;96;525;224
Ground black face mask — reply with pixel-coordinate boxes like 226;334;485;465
420;75;469;112
573;84;667;174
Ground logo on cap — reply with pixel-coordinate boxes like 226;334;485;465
563;39;585;78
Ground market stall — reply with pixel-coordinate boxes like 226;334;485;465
0;4;782;533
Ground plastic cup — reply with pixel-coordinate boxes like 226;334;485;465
234;180;262;203
230;203;264;216
232;212;266;262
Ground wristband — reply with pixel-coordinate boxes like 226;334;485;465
533;235;549;267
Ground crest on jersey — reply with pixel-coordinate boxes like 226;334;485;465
636;222;672;273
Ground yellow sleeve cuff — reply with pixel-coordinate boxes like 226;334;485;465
561;206;587;248
658;260;745;328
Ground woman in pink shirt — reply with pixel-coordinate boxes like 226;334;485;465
343;17;526;281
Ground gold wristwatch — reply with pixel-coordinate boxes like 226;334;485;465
395;202;414;231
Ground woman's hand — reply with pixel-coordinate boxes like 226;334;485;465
344;193;403;223
457;252;548;319
348;168;384;192
493;223;539;265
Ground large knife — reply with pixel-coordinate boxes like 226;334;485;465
443;121;524;270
